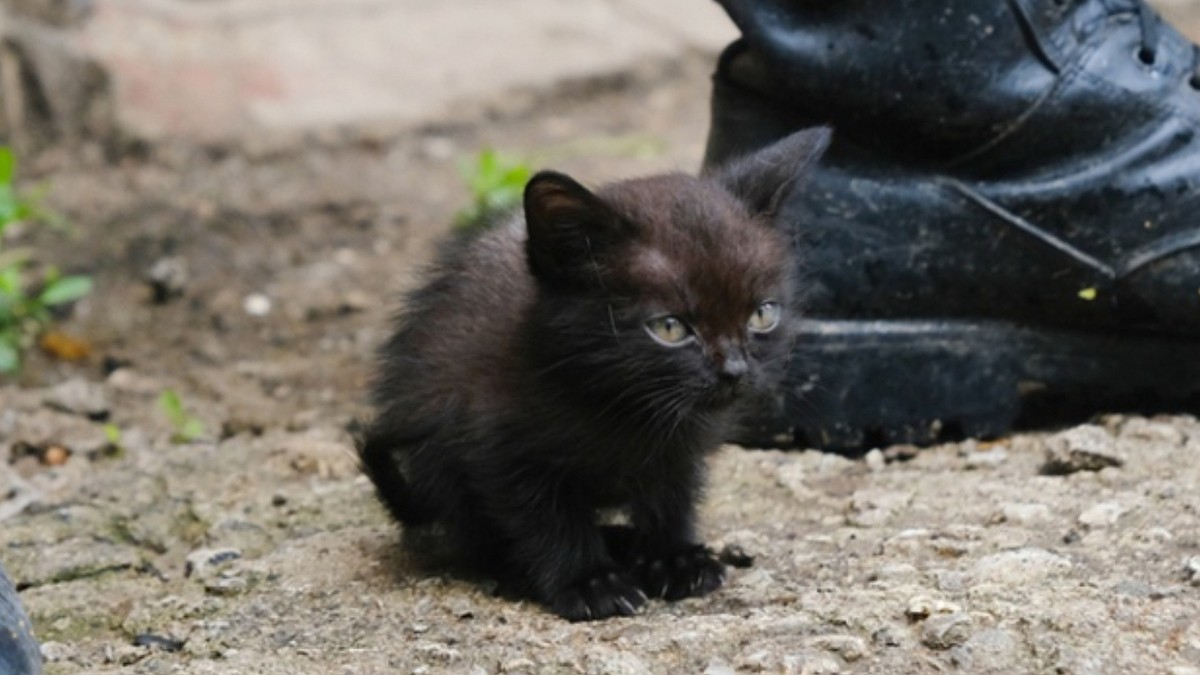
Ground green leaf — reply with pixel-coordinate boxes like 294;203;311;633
0;339;19;374
159;389;206;442
159;389;187;426
0;264;21;294
103;423;122;445
39;275;92;305
0;147;15;185
0;185;18;227
455;148;533;229
179;419;205;442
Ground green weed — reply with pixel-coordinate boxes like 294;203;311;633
158;389;206;443
452;135;666;230
454;148;533;229
0;145;93;374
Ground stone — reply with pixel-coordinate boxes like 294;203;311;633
810;635;868;662
1077;502;1126;529
970;548;1072;585
776;461;815;500
273;435;358;480
905;596;961;621
243;293;272;317
993;502;1051;525
702;661;736;675
864;449;885;471
106;368;164;395
1185;557;1200;586
0;467;41;522
963;447;1008;469
185;548;242;579
949;628;1019;670
43;378;109;420
145;256;189;303
2;535;141;588
847;489;913;527
1118;417;1186;445
39;640;76;662
1041;425;1124;475
204;571;248;593
921;612;973;650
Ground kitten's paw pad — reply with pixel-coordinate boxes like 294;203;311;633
637;546;726;601
551;571;647;622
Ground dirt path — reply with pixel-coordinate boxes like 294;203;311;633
4;10;1200;675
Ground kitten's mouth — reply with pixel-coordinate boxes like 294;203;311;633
702;379;749;408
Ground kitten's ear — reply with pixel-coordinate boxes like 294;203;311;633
524;170;631;285
708;126;832;217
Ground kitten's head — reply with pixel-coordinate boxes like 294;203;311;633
522;128;830;425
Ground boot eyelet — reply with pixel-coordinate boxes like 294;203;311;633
1135;47;1157;66
1190;75;1200;91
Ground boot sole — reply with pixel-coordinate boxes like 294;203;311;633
736;319;1200;452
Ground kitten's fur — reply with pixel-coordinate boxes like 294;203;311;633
359;128;829;621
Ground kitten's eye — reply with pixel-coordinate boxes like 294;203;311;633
748;301;781;333
645;316;693;346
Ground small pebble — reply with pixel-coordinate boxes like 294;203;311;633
1118;417;1185;445
921;612;973;650
42;445;71;466
864;448;885;471
871;625;904;648
963;447;1008;469
971;548;1072;585
43;379;110;420
950;628;1019;670
243;293;272;317
1078;501;1126;529
40;641;75;663
145;257;189;303
185;548;243;578
1185;557;1200;586
500;657;535;672
702;660;737;675
993;502;1051;525
717;543;755;568
905;596;961;621
736;568;773;590
1112;579;1155;598
204;576;248;596
133;634;185;652
1042;425;1123;475
811;634;868;662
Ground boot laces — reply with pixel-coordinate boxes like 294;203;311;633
1132;2;1200;89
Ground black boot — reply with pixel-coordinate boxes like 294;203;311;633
0;562;41;675
705;0;1200;451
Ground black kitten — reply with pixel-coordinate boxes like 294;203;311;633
359;128;829;621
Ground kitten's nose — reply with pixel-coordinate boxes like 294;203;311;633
718;351;749;382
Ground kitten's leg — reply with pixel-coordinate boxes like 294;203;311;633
486;477;646;622
356;423;436;526
628;470;726;601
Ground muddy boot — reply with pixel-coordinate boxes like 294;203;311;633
705;0;1200;451
0;561;41;675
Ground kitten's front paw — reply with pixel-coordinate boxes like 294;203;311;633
549;570;647;622
635;545;726;601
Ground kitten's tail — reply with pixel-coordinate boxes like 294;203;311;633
355;422;435;527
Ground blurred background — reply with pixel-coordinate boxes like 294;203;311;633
1;0;1195;391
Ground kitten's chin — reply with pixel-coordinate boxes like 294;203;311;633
698;381;751;411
